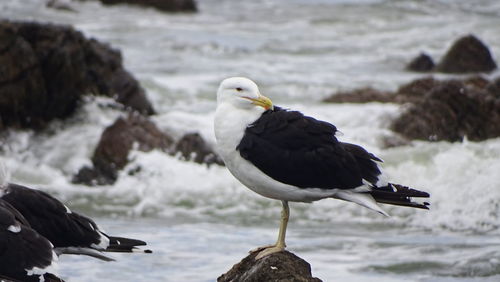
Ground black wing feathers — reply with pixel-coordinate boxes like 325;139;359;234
2;184;102;248
237;107;382;189
0;200;62;282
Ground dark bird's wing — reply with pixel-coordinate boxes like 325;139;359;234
2;184;103;248
2;183;151;256
237;107;382;190
0;201;62;282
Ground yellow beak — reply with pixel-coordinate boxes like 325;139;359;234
246;94;274;110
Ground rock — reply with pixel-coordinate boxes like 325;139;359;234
436;35;497;73
73;113;174;185
322;87;396;104
83;38;155;115
406;52;435;72
396;77;441;102
486;77;500;98
174;133;224;166
218;251;322;282
73;115;225;185
0;20;154;131
0;23;48;130
391;80;500;142
99;0;197;13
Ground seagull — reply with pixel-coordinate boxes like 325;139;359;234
0;199;63;282
214;77;430;259
0;182;150;261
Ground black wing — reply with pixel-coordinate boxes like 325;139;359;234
0;200;62;282
2;183;149;254
236;107;382;189
2;184;102;248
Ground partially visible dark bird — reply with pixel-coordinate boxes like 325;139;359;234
0;183;150;261
0;199;64;282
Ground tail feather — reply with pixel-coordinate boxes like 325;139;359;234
105;236;152;253
370;183;430;210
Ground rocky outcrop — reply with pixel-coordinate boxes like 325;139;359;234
390;79;500;142
0;20;154;131
323;75;500;143
73;113;174;185
436;35;497;73
174;133;224;166
218;251;322;282
99;0;197;13
406;52;435;72
73;115;223;185
407;35;497;74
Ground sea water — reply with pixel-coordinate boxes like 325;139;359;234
1;0;500;281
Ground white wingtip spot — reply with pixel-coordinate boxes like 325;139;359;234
91;230;110;250
7;224;21;233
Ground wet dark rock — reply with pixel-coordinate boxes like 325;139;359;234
73;114;174;185
218;251;322;282
74;115;224;185
486;77;500;98
99;0;197;13
174;133;224;166
406;52;435;72
396;77;441;102
0;20;154;131
0;23;47;130
435;35;497;73
391;80;500;142
322;87;396;104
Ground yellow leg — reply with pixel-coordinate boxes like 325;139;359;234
255;200;289;260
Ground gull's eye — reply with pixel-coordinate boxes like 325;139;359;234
236;87;243;92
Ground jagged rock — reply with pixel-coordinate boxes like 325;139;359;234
99;0;197;12
322;87;396;104
174;133;224;166
406;52;435;72
396;77;441;102
74;116;225;185
436;35;497;73
73;114;174;185
0;20;154;131
0;24;47;130
391;80;500;142
218;251;322;282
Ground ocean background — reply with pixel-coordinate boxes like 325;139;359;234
2;0;500;281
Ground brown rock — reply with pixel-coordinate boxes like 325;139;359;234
174;133;224;166
73;113;174;185
0;20;155;131
0;23;47;129
322;87;396;104
218;251;322;282
73;115;225;185
436;35;497;73
396;77;441;102
486;77;500;98
406;52;435;72
99;0;197;13
391;80;500;142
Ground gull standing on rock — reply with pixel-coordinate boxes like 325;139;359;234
214;77;430;259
